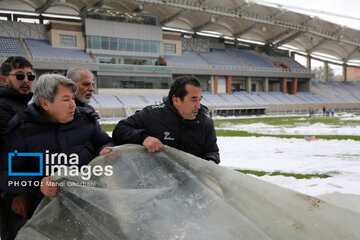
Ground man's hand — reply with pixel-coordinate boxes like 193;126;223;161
142;136;163;153
99;146;112;156
11;195;31;218
208;160;217;164
40;176;58;197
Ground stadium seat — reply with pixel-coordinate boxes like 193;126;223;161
0;36;25;58
24;38;94;63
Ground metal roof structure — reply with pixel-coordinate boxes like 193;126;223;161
1;0;360;64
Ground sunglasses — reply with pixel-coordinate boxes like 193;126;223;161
6;74;36;81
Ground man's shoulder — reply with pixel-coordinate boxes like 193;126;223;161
0;98;13;110
77;107;100;122
0;97;16;107
6;110;34;135
139;103;167;114
0;98;25;119
147;103;167;111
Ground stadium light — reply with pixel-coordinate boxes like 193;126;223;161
196;32;221;38
41;14;81;20
162;26;194;34
237;38;265;45
0;10;39;16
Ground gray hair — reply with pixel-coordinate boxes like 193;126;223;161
33;74;77;106
66;67;94;83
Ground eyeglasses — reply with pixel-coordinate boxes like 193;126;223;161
6;74;36;81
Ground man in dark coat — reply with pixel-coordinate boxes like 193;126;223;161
0;56;34;240
0;56;34;152
112;76;220;164
66;67;97;113
0;74;113;233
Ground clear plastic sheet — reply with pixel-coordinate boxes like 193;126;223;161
16;144;360;240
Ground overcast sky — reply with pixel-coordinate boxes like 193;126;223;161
255;0;360;30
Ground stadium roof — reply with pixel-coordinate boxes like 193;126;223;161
1;0;360;64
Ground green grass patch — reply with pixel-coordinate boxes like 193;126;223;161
216;129;360;141
102;124;116;132
213;116;360;128
102;124;360;141
236;169;332;179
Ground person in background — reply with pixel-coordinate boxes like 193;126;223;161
0;56;34;240
308;107;315;118
66;67;97;114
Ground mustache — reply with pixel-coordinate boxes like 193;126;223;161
20;84;30;88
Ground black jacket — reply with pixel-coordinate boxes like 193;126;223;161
0;103;113;196
113;97;220;164
75;99;99;120
0;85;33;152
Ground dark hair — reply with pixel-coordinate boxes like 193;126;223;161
1;56;33;75
168;76;200;104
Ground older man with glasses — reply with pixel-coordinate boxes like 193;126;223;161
0;56;34;240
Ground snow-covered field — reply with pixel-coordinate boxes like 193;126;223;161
216;113;360;197
103;113;360;197
218;136;360;196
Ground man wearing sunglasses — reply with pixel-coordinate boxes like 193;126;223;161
0;56;34;240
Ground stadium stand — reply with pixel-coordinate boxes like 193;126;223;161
228;48;277;70
269;92;305;104
164;50;208;68
92;94;123;108
277;57;308;72
142;94;165;105
1;7;359;117
233;92;263;106
328;82;360;103
0;36;25;58
297;92;329;104
198;49;246;69
220;94;248;106
24;38;94;63
311;81;353;103
116;94;148;107
89;97;101;108
202;92;232;106
255;92;284;105
247;94;272;106
342;82;360;101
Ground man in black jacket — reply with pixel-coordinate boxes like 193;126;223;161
0;74;113;237
0;56;34;240
0;56;34;152
112;76;220;164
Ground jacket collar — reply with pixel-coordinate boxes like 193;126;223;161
0;85;33;105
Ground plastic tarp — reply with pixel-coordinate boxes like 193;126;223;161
16;144;360;240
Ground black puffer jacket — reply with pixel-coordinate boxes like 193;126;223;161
0;103;113;196
113;97;220;163
0;85;33;152
75;99;99;120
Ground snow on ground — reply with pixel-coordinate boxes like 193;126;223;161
217;122;360;135
218;137;360;196
104;113;360;197
216;113;360;196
